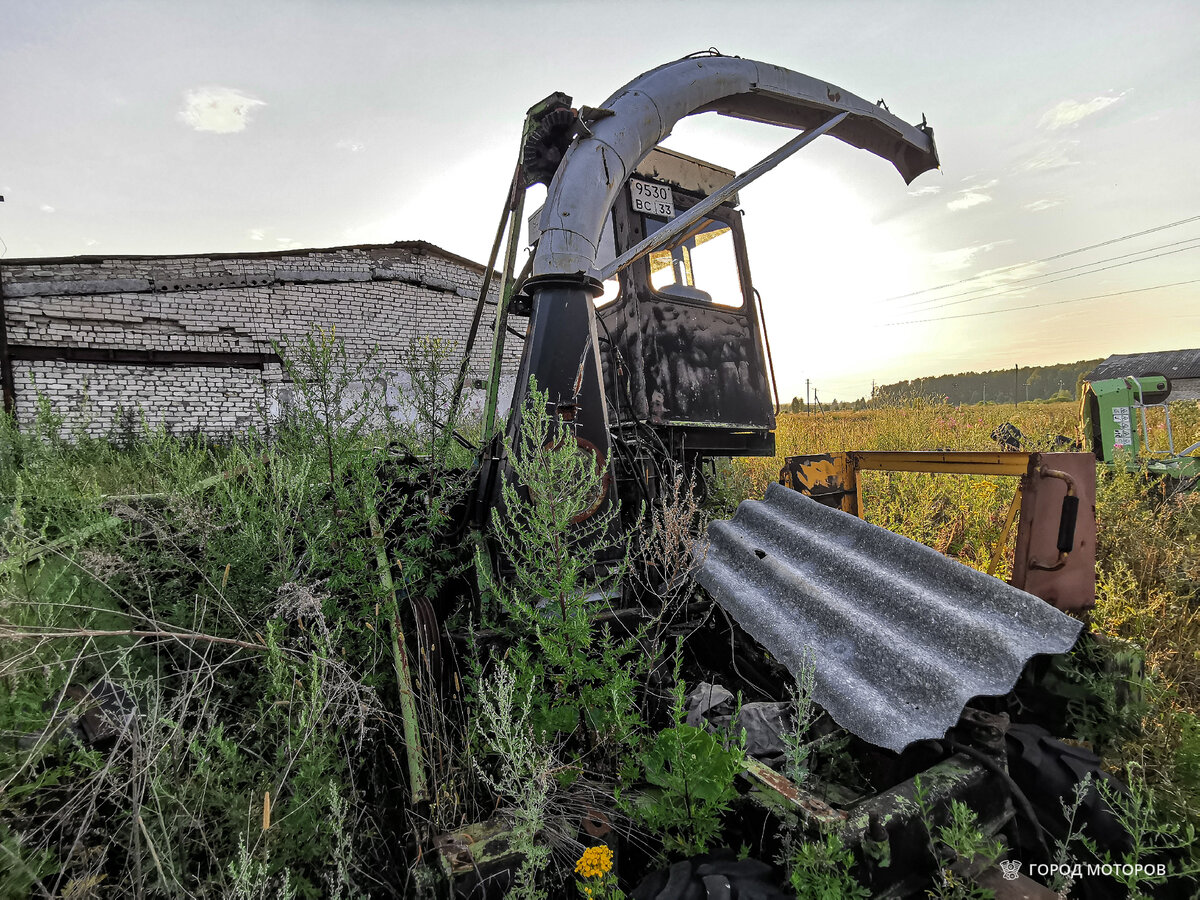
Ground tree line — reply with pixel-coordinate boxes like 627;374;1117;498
783;358;1104;412
874;359;1103;406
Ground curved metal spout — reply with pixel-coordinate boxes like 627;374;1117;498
532;54;939;279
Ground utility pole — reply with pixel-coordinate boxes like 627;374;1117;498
1014;364;1019;409
1025;383;1030;403
806;378;811;415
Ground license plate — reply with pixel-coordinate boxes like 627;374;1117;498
630;179;675;218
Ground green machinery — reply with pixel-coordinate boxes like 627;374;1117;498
1081;374;1200;484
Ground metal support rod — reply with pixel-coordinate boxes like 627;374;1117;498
369;514;428;805
753;288;780;416
599;112;849;280
848;462;863;519
988;486;1023;577
447;165;522;427
481;188;527;446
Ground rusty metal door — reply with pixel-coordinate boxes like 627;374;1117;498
1013;452;1096;612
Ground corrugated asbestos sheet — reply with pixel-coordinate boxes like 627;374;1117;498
696;483;1083;753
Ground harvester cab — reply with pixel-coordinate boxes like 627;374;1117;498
592;147;777;464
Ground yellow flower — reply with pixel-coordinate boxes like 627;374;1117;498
574;844;614;879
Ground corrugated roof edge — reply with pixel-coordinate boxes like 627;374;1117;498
696;483;1084;753
1086;348;1200;381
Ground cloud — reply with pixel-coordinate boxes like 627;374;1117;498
908;185;941;197
178;87;266;134
1025;199;1063;212
40;204;55;213
275;237;302;250
335;139;364;152
248;228;265;241
947;191;992;212
1016;140;1079;173
1039;94;1125;130
946;178;998;212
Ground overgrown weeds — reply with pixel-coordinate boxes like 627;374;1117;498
0;328;477;897
4;346;1198;896
1;326;723;897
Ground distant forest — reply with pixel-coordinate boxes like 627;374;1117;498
786;359;1104;411
875;359;1104;407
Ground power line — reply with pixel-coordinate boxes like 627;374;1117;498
884;278;1200;326
901;235;1200;311
893;241;1200;316
882;213;1200;302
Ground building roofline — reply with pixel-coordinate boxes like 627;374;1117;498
1086;348;1200;381
0;240;494;276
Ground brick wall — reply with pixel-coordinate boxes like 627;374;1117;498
0;242;525;438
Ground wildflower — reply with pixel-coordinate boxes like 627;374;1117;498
575;844;614;879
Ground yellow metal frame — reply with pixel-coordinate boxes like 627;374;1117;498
782;451;1031;576
850;451;1031;477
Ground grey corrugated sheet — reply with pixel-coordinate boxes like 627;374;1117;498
1087;349;1200;381
697;483;1083;753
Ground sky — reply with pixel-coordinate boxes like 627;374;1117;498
2;0;1199;403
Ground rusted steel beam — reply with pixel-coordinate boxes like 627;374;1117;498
0;468;244;576
369;514;429;804
741;757;848;832
0;516;125;577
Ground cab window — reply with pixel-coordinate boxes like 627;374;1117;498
645;215;744;308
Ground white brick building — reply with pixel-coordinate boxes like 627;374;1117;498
0;242;522;438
